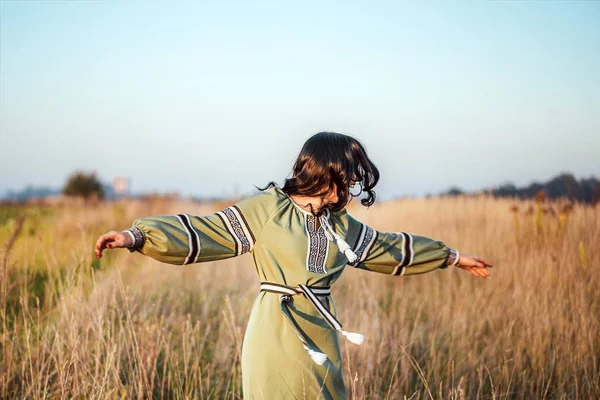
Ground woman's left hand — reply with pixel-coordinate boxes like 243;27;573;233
456;254;493;278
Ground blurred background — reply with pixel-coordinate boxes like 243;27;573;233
1;2;599;399
1;1;598;201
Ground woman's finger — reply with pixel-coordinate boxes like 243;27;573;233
95;234;108;252
106;239;121;249
476;257;492;268
97;235;113;249
95;240;105;258
469;266;489;278
95;236;108;256
472;267;486;277
475;256;493;268
95;238;110;258
95;232;118;258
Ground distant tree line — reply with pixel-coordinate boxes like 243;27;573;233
5;171;111;202
4;171;599;204
4;186;61;201
62;171;104;200
443;173;600;203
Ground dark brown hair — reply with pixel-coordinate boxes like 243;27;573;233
263;132;380;212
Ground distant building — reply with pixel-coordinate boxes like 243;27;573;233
112;176;130;197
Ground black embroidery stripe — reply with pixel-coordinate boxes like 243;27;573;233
316;232;327;273
371;230;379;260
299;284;342;330
177;214;199;265
217;212;239;254
306;215;318;272
216;212;238;255
446;248;459;266
392;232;408;275
406;233;414;266
349;224;375;267
186;214;202;263
392;265;404;276
261;287;298;296
259;282;331;296
351;224;365;252
306;215;328;274
360;226;375;261
398;232;413;268
232;205;256;242
219;207;253;255
126;227;145;249
261;282;301;293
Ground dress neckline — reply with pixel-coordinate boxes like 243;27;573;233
286;193;313;215
273;187;332;235
274;186;327;217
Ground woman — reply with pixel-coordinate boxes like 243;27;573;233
95;132;492;399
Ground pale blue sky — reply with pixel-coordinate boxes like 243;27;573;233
1;1;599;198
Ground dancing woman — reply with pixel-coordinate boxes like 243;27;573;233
95;131;492;399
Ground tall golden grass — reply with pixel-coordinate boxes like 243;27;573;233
1;195;598;399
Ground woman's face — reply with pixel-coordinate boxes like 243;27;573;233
311;180;358;214
321;181;356;210
321;189;339;208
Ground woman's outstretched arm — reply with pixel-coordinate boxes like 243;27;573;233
345;215;492;277
95;190;277;265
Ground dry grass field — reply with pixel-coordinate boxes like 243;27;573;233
1;195;598;399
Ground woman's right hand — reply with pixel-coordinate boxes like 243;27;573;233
455;254;493;278
95;231;132;258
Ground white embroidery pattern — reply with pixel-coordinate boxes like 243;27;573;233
348;223;376;267
305;214;329;274
217;205;255;255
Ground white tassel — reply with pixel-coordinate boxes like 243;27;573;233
341;330;365;345
321;214;359;263
344;249;358;263
308;349;328;365
335;236;351;252
335;237;358;263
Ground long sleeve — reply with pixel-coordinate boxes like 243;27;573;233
125;191;277;265
345;214;458;276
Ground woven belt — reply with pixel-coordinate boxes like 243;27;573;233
259;282;364;365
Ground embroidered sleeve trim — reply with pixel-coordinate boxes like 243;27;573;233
348;224;376;267
305;214;329;274
217;206;255;255
446;248;460;266
124;227;145;249
392;232;414;276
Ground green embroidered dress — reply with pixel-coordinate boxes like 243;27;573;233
125;186;457;399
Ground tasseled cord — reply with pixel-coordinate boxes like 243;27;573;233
305;332;363;365
341;330;365;345
302;216;364;363
320;215;358;263
306;332;363;365
307;349;328;365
